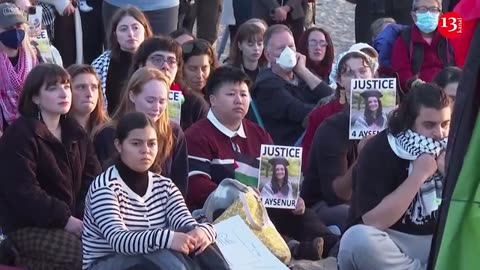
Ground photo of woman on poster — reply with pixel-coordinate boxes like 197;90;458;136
261;157;295;200
352;90;388;130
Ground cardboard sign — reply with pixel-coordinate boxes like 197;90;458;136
349;78;397;140
214;216;289;270
32;29;54;64
168;90;182;125
258;145;302;209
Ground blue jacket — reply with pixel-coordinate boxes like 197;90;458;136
373;23;408;69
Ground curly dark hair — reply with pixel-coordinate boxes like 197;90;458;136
388;83;450;135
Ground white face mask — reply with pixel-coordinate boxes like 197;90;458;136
275;46;297;71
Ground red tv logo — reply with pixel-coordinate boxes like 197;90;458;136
438;12;463;39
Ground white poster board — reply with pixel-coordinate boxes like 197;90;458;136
214;215;289;270
168;90;182;125
349;78;397;139
258;145;302;209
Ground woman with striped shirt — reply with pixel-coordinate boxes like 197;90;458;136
83;112;229;270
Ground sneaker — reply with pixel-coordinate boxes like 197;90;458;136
312;237;325;259
295;237;324;260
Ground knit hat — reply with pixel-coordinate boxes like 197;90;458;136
349;43;379;59
328;49;375;89
0;3;27;28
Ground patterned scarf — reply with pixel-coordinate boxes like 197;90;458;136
0;46;36;129
387;129;447;225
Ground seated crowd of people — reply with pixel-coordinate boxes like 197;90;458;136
0;0;464;269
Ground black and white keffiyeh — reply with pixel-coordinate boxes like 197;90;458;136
387;129;448;225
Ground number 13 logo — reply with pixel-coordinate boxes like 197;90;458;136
438;12;463;39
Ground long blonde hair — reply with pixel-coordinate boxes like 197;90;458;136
16;22;37;61
110;67;174;173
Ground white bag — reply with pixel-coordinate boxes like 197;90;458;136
192;178;250;222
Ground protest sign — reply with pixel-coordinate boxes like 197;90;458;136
28;6;42;36
215;215;289;270
349;78;397;139
258;145;302;209
32;30;55;64
168;90;182;125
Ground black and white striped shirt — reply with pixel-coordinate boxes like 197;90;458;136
82;166;216;270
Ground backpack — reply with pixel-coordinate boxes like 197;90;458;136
374;25;456;74
399;27;456;75
375;25;456;100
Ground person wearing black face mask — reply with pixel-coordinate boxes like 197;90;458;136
0;2;39;134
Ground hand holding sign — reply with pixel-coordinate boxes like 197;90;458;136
349;78;397;140
259;145;303;210
292;197;305;215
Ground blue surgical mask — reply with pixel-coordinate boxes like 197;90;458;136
0;29;25;50
415;12;440;34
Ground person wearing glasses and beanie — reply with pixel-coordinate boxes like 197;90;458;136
391;0;456;91
181;38;219;96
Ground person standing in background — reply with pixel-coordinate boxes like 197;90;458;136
39;0;77;66
353;0;412;43
252;0;307;45
195;0;223;45
80;0;104;64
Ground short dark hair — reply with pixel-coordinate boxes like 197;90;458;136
18;64;70;117
388;83;451;135
433;66;462;89
108;6;153;60
130;36;183;82
204;66;250;103
181;38;218;68
116;112;155;144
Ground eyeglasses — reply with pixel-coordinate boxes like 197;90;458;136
147;55;178;67
181;39;211;55
414;6;441;13
308;39;328;48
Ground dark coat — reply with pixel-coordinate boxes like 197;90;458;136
251;68;332;146
252;0;306;21
0;116;102;233
181;90;209;131
94;121;189;196
232;0;253;26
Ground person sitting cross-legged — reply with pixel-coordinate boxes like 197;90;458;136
338;83;451;270
186;66;340;260
82;112;230;270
